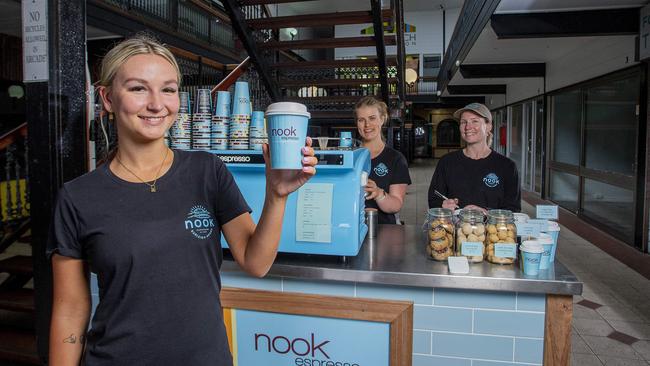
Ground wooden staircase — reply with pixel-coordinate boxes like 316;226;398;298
221;0;406;126
0;251;39;365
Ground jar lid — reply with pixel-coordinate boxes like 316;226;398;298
427;207;453;218
488;209;513;220
459;208;485;221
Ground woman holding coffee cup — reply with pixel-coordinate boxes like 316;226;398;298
428;103;520;213
355;96;411;225
47;35;317;365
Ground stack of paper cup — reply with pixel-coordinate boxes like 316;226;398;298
192;89;212;150
211;91;230;150
249;111;267;150
229;81;251;150
170;91;192;150
543;220;561;262
536;233;554;270
520;240;543;276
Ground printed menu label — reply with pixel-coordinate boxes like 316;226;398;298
461;242;483;257
516;223;541;238
528;219;549;232
536;205;558;219
296;183;333;243
494;244;517;258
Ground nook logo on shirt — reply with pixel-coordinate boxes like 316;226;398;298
184;205;215;239
374;163;389;177
483;173;500;188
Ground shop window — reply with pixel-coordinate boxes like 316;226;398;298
436;119;460;147
423;54;441;78
549;170;579;212
552;90;581;165
583;178;634;244
584;75;639;176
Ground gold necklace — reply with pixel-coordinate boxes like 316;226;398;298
115;148;170;192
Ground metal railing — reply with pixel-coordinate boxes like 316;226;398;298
406;77;438;95
0;123;30;251
101;0;236;52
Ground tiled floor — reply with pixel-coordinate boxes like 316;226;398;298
403;158;650;365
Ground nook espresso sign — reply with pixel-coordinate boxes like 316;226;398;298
225;309;389;366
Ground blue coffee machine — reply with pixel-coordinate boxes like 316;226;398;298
212;148;371;256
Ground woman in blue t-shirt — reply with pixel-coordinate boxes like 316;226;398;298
355;96;411;224
47;35;317;365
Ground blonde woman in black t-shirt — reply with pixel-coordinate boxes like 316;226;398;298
428;103;520;213
47;35;317;366
355;96;411;224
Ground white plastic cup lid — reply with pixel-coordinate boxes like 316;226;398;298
535;233;554;245
265;102;311;118
545;220;561;231
513;212;530;223
520;240;543;253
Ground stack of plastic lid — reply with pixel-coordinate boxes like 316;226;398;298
192;89;212;150
249;111;267;150
229;81;250;150
211;91;230;150
170;91;192;149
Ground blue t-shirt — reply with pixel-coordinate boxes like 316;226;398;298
47;149;250;365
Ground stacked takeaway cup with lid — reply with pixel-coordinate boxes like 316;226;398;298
192;89;213;150
249;111;267;150
485;209;518;264
170;91;192;150
455;209;486;263
229;81;251;150
425;208;455;261
211;91;230;150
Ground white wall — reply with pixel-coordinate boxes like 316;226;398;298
335;9;459;75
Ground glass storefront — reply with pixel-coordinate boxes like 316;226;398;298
549;68;641;247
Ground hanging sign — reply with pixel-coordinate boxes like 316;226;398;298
22;0;49;82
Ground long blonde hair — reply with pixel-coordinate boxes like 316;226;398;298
97;33;181;88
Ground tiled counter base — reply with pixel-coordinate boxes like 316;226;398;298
223;273;551;366
221;225;581;366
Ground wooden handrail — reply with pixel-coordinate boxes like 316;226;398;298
212;57;251;94
0;123;27;152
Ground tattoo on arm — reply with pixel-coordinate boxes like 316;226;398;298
63;334;77;344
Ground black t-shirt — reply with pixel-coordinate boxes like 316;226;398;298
428;150;520;212
47;149;250;366
366;146;412;224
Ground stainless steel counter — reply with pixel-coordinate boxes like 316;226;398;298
221;224;583;296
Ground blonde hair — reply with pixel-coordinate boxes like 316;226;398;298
98;33;181;88
354;96;388;123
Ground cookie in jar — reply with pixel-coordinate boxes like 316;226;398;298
425;208;455;261
485;209;517;264
455;209;486;263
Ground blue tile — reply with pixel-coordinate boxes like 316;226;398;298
413;330;431;354
283;278;355;297
414;306;473;333
474;362;534;366
356;283;433;304
474;310;545;337
432;333;513;361
220;272;282;291
412;354;471;366
434;288;516;310
517;293;546;312
514;338;543;364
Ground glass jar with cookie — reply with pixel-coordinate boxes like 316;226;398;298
425;208;455;261
485;209;517;264
455;209;486;263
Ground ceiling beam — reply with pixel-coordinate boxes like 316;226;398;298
491;8;639;39
258;36;396;50
406;95;486;108
436;0;501;93
221;0;280;101
247;9;393;29
459;63;545;78
447;84;506;95
371;0;390;105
